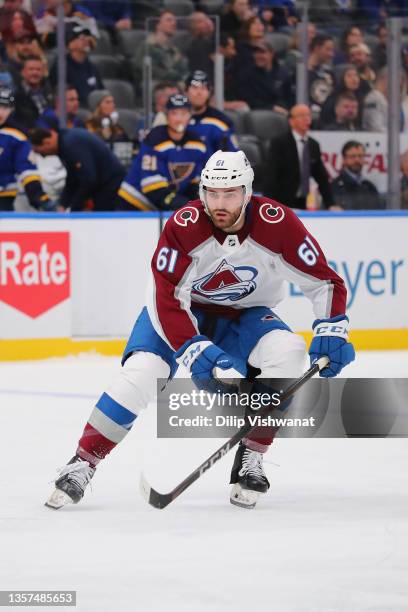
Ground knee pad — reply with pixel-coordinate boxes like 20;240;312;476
248;330;307;378
106;351;170;415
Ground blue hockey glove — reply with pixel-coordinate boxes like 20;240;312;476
175;335;247;392
309;315;355;378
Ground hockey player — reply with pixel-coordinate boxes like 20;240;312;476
46;150;355;511
186;70;239;156
116;94;207;211
0;87;54;212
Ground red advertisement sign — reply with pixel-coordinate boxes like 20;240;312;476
0;232;70;318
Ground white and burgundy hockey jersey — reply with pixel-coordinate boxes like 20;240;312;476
147;197;347;351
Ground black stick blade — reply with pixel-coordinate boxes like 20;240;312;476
140;473;173;509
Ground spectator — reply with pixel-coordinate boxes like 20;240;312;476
257;1;298;34
86;89;130;144
220;0;254;39
186;12;214;76
334;25;364;65
116;94;207;212
233;41;288;111
401;150;408;209
1;8;36;42
349;43;376;87
38;84;86;130
50;22;104;106
284;22;316;72
264;103;334;210
13;54;54;129
372;23;387;71
81;0;131;31
152;81;180;126
185;70;238;156
324;92;360;131
35;0;98;49
362;69;408;132
4;29;43;85
308;35;335;124
219;33;248;110
0;87;53;211
30;126;126;211
134;10;188;84
235;16;266;73
319;65;370;129
332;140;382;209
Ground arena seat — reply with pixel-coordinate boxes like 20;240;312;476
117;29;147;57
92;29;113;55
243;110;288;141
90;56;125;80
163;0;195;16
102;80;136;109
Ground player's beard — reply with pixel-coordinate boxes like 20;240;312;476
209;208;241;230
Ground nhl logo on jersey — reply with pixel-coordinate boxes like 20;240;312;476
192;259;257;302
259;203;285;224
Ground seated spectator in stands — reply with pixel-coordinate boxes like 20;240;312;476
362;69;408;132
320;65;370;128
349;43;376;87
35;0;98;49
4;29;44;85
219;33;249;111
13;54;54;129
264;103;334;210
37;84;86;130
257;1;298;34
116;94;207;212
372;23;387;71
324;92;360;131
185;70;238;156
82;0;131;31
0;86;54;212
152;81;180;126
221;0;254;39
134;10;188;84
334;25;364;65
284;22;316;73
235;15;266;73
50;22;104;106
86;89;130;144
308;35;335;125
401;149;408;208
1;7;36;42
30;126;126;211
186;12;214;76
233;42;288;111
332;140;383;209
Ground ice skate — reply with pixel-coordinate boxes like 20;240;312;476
229;443;270;509
45;455;95;510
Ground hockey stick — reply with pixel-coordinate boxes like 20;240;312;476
140;355;330;509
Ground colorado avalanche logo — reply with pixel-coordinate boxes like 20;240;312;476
174;206;199;226
259;203;285;224
192;259;257;302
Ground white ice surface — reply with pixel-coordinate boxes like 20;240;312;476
0;352;407;612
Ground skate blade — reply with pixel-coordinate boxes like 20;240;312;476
230;483;260;509
45;488;74;510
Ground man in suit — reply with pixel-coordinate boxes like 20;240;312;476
264;103;334;209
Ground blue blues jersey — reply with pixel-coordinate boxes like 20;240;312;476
189;106;238;157
0;122;49;208
118;125;207;211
